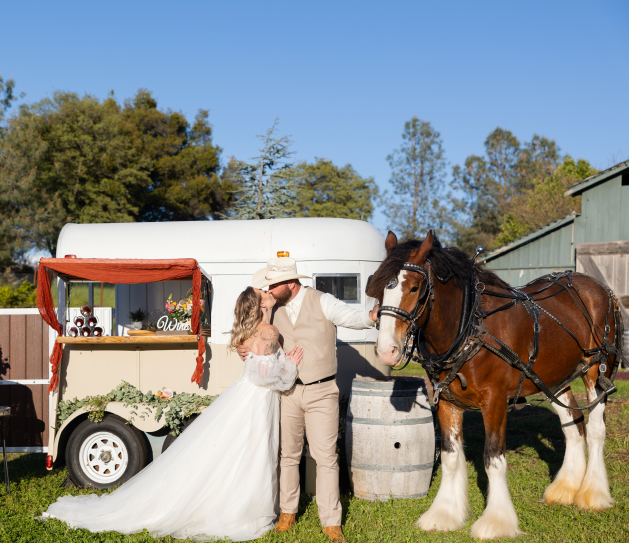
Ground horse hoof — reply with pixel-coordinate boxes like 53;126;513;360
574;483;614;511
415;508;466;532
543;477;581;506
470;512;522;540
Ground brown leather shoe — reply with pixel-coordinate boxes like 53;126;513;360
274;511;296;532
323;526;346;543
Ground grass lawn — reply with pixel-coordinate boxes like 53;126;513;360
1;379;628;542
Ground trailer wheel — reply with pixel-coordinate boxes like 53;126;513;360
66;414;148;489
161;415;199;453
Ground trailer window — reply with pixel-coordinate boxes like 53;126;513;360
314;274;360;303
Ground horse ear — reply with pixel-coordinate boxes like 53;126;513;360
409;230;434;263
385;231;398;251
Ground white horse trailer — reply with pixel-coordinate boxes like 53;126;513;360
48;218;390;488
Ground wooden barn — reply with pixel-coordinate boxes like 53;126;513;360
483;160;629;362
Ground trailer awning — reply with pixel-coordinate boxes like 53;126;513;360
37;258;206;393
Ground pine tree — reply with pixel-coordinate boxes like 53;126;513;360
227;118;296;220
380;117;448;241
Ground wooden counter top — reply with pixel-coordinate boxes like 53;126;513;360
57;335;199;344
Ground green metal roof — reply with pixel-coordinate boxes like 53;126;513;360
564;160;629;197
483;212;578;263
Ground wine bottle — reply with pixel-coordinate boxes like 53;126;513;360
87;316;98;327
92;327;103;337
81;326;91;337
74;316;85;328
80;305;92;317
69;327;79;338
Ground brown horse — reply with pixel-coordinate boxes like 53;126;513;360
367;230;621;540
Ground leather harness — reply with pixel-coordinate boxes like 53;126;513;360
378;262;623;412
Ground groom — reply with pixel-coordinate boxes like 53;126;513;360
238;256;378;543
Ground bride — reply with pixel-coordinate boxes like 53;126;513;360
43;287;303;541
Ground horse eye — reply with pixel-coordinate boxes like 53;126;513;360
386;277;398;289
410;286;419;294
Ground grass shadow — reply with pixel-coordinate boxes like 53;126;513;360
5;453;50;487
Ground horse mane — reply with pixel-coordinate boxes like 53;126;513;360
366;234;509;301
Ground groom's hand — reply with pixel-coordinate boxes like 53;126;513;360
236;344;250;361
369;304;380;322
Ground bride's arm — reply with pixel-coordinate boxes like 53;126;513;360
244;328;301;391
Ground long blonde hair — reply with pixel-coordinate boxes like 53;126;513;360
229;287;263;350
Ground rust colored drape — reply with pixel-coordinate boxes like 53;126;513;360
37;258;206;393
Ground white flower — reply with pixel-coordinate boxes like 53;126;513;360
161;388;174;399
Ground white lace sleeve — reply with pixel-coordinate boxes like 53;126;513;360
244;348;298;391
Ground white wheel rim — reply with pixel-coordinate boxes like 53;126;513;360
79;431;129;484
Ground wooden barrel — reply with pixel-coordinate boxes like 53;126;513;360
345;376;435;501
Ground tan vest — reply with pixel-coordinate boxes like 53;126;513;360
272;287;337;384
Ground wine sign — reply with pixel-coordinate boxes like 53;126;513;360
157;315;191;332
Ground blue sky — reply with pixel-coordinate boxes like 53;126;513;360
3;0;628;232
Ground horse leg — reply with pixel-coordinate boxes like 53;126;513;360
470;398;521;540
415;400;469;532
574;370;614;511
543;388;587;505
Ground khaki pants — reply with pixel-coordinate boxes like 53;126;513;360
279;380;341;527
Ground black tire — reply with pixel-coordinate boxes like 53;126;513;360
161;415;199;453
66;414;149;489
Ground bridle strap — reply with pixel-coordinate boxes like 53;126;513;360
377;261;438;371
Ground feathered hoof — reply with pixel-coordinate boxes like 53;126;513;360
543;476;582;506
415;505;467;533
574;481;615;511
470;511;522;540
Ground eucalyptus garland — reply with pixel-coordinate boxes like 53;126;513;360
55;381;219;435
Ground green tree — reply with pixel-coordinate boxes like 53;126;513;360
288;158;377;220
227;118;296;220
0;108;63;265
495;157;596;246
450;128;561;254
0;280;37;308
0;74;19;130
380;116;448;241
0;89;231;258
120;92;230;222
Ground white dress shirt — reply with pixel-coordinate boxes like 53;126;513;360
284;286;376;329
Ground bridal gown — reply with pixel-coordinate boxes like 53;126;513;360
43;349;298;541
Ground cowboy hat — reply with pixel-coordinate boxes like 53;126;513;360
252;257;311;289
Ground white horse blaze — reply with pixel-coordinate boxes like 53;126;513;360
376;270;405;365
575;383;614;511
470;455;521;540
415;430;468;532
543;390;586;505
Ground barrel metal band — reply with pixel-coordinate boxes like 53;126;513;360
347;416;433;426
350;390;423;397
355;491;429;501
351;381;425;391
351;462;434;472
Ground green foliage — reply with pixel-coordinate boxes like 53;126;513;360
0;107;62;265
127;307;147;322
0;89;232;259
450;128;561;254
0;280;37;308
288;158;377;220
226;118;296;220
380;117;449;241
55;381;218;435
494;157;597;246
0;74;19;129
